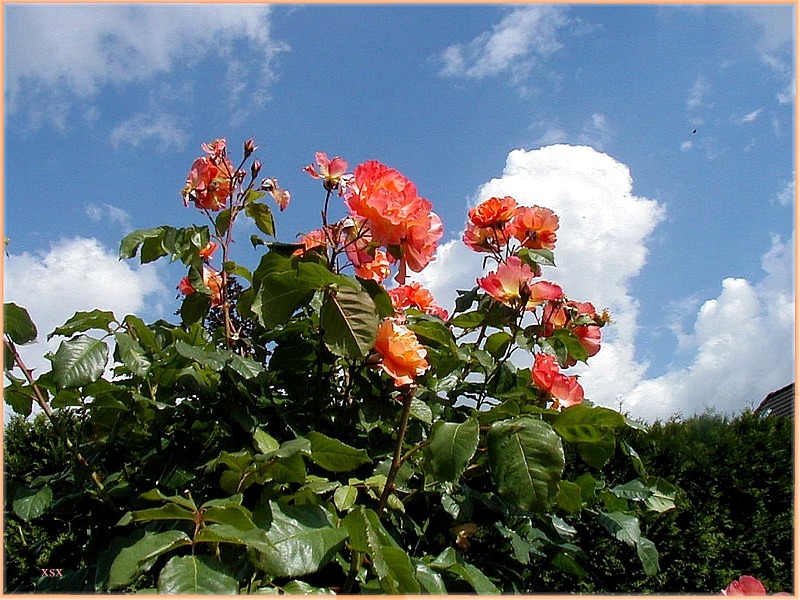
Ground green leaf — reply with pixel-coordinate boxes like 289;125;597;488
484;330;513;358
245;202;276;237
253;501;347;578
215;208;232;237
552;404;626;443
119;227;165;260
488;416;565;513
596;510;641;548
4;303;38;344
556;479;583;514
636;536;660;577
408;398;433;425
139;489;197;511
407;319;456;351
50;335;109;388
253;428;280;456
227;352;263;379
333;485;359;512
114;332;151;377
48;309;116;340
320;285;379;359
343;507;420;594
429;548;499;594
425;418;479;482
108;530;192;589
193;523;273;552
612;478;677;513
13;485;52;521
174;339;227;370
254;261;339;329
517;247;556;268
579;437;617;469
117;504;196;526
308;431;371;473
157;555;238;594
620;439;648;478
202;503;258;529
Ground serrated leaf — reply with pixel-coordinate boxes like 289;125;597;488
636;536;660;577
333;485;358;512
597;510;641;548
13;485;52;521
552;404;626;443
119;227;165;260
114;332;151;377
4;303;38;344
48;309;116;340
320;285;379;359
253;428;280;455
488;416;565;513
157;555;238;594
108;530;192;589
246;202;276;237
425;418;479;482
308;431;371;473
50;335;109;388
253;501;347;578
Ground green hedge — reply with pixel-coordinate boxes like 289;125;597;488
525;410;794;594
4;409;793;593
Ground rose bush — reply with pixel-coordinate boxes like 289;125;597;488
3;138;676;593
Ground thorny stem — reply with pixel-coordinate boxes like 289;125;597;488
3;337;120;512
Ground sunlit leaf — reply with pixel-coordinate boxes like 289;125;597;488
488;416;564;513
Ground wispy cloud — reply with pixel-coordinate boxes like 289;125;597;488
109;112;188;152
436;6;569;82
5;5;287;128
531;113;613;150
735;108;764;125
84;203;133;231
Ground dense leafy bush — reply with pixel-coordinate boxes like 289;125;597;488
524;410;794;594
7;138;776;594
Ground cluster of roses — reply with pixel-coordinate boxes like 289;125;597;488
466;195;606;409
301;152;443;286
179;140;604;407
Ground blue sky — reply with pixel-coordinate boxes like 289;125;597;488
3;3;795;422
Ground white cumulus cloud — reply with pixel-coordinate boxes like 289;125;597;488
624;232;794;421
3;238;169;384
413;145;793;422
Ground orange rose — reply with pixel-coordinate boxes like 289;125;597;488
373;319;428;387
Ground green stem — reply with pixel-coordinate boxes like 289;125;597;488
3;337;120;512
376;391;414;515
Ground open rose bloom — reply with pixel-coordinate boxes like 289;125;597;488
373;318;429;387
344;160;442;284
722;575;789;596
532;353;584;408
182;139;235;211
478;256;563;311
178;266;224;307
